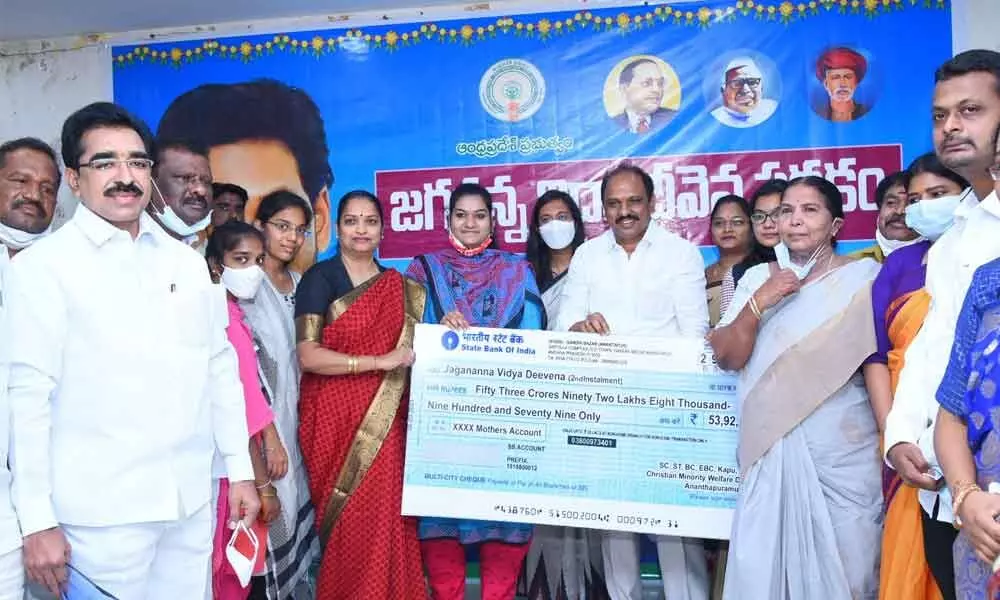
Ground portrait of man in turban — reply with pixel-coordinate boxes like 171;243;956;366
814;46;870;122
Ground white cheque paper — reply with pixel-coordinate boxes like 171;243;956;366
401;324;740;539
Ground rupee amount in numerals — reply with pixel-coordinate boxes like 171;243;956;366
707;414;738;428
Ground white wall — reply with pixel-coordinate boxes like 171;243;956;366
0;0;995;222
0;43;111;224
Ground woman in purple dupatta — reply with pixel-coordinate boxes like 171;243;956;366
406;183;544;600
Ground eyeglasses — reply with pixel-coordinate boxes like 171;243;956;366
266;220;312;238
711;218;748;229
726;77;761;90
79;158;154;172
750;208;781;225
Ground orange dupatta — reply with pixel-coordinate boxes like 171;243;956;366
879;287;942;600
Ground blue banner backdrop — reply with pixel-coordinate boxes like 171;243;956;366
112;0;952;273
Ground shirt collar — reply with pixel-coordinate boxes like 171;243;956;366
625;109;650;130
952;187;979;221
978;189;1000;220
603;221;662;253
73;202;160;248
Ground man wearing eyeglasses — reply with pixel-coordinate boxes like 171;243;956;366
147;139;215;254
710;59;777;129
2;102;260;599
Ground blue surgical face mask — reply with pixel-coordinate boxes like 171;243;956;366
774;241;823;280
904;191;966;241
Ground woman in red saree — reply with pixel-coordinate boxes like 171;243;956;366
295;190;428;600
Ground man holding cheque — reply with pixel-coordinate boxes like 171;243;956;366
554;163;709;600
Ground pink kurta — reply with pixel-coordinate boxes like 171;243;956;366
213;298;274;600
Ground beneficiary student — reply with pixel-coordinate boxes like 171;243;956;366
406;182;544;600
554;163;710;600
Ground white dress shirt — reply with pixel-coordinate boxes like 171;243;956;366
0;247;20;556
885;188;1000;522
3;203;253;537
555;224;709;337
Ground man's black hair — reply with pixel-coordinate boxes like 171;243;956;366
156;79;333;203
0;137;61;186
60;102;155;170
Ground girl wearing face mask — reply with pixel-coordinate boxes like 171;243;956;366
522;191;604;600
526;190;586;328
710;176;882;599
239;190;319;599
864;153;967;600
706;195;753;327
406;183;544;600
205;221;287;600
295;191;427;600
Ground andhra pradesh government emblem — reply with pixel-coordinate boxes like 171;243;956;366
479;59;546;123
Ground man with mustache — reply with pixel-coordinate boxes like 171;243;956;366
555;164;709;600
147;139;214;254
3;102;259;598
613;58;677;135
0;137;60;600
211;182;248;228
710;58;777;128
885;49;1000;600
814;47;869;122
154;79;334;273
850;171;922;263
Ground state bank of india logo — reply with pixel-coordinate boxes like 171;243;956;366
479;59;546;123
441;330;460;351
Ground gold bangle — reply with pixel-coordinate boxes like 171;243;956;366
952;482;982;528
347;356;357;375
259;491;277;498
748;295;762;320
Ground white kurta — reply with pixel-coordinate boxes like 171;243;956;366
555;225;710;600
2;204;253;597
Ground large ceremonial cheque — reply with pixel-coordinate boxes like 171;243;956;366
401;324;739;539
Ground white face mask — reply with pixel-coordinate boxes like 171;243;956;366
875;226;923;257
538;219;576;250
225;520;259;588
904;192;966;241
0;220;50;251
774;241;824;280
150;177;212;237
220;265;265;300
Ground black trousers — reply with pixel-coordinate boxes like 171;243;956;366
246;576;268;600
921;504;958;600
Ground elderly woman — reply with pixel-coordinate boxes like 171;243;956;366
710;176;882;599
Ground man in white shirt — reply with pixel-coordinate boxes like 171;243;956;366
555;164;709;600
0;137;60;600
147;138;214;253
4;102;260;598
885;49;1000;599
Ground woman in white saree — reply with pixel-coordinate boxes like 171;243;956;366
709;176;883;600
241;190;320;599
